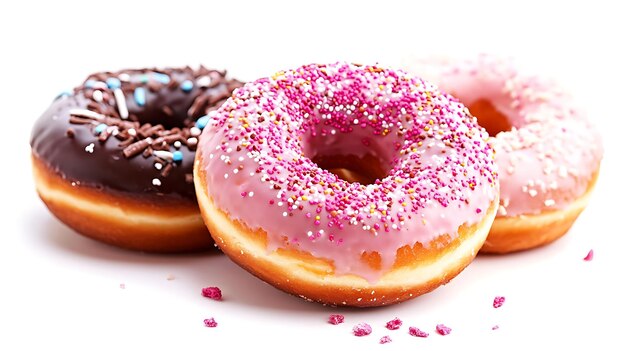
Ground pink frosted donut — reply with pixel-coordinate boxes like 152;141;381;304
403;55;603;253
194;62;498;306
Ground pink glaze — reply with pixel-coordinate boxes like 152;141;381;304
199;62;497;281
403;55;603;217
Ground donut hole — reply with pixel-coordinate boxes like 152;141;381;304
466;98;512;136
134;105;191;130
302;127;394;185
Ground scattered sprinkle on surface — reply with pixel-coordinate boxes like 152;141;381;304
201;286;222;300
385;317;402;330
353;323;372;337
493;296;506;308
436;324;451;335
203;318;218;328
379;335;392;344
409;326;429;338
328;314;345;325
583;249;594;261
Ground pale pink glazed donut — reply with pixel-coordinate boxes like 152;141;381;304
194;62;499;306
402;55;603;253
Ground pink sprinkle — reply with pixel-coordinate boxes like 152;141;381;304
409;326;429;338
476;208;482;214
385;317;402;330
353;323;372;336
379;335;392;344
436;324;451;335
493;296;505;308
203;317;218;328
583;249;594;261
240;191;247;197
119;283;125;289
492;325;500;330
201;286;222;300
328;314;345;325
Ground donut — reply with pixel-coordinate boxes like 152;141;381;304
402;55;603;253
31;67;243;252
194;62;499;306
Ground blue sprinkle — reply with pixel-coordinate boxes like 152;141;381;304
180;80;194;92
55;91;72;100
106;77;121;89
94;123;108;135
140;75;149;84
152;72;171;84
85;79;98;88
172;151;183;162
134;87;146;106
195;115;210;129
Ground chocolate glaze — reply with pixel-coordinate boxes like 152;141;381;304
31;67;244;204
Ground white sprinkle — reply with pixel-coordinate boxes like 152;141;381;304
113;89;129;119
224;174;229;179
152;178;161;186
187;137;198;146
233;169;239;174
190;127;201;136
174;141;182;149
558;166;568;178
118;73;130;82
85;143;95;153
92;90;103;102
154;163;163;170
70;109;105;121
282;212;288;217
238;156;245;161
529;189;538;197
153;150;173;161
544;199;555;207
248;192;254;197
128;128;137;137
196;76;212;87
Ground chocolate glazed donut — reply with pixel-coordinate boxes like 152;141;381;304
31;67;243;252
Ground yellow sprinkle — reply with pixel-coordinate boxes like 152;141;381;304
301;195;308;201
315;216;321;221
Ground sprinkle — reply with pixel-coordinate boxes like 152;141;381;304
201;286;222;300
181;80;194;92
544;199;555;207
92;89;103;102
94;123;108;135
493;296;505;308
118;73;130;82
114;88;129;119
153;150;174;161
195;115;210;129
134;87;146;106
190;127;201;136
328;314;345;325
173;140;182;148
66;128;75;138
583;249;594;261
203;318;218;328
69;108;105;121
152;178;161;186
106;77;122;89
172;151;183;162
84;79;97;88
139;74;148;83
379;336;392;344
84;143;95;153
166;274;175;281
152;72;171;84
154;163;163;170
409;326;429;338
197;76;211;87
385;317;402;330
119;283;125;289
353;323;372;336
123;138;153;158
187;137;198;147
476;208;482;214
436;324;451;335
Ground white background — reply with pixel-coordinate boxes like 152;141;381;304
1;1;625;350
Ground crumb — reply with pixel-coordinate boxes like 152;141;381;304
584;249;594;261
328;314;345;325
436;324;451;335
353;323;372;336
379;335;392;344
409;326;429;338
203;318;218;328
201;286;222;300
492;325;500;330
493;296;505;308
385;317;402;330
119;283;125;289
166;274;175;281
